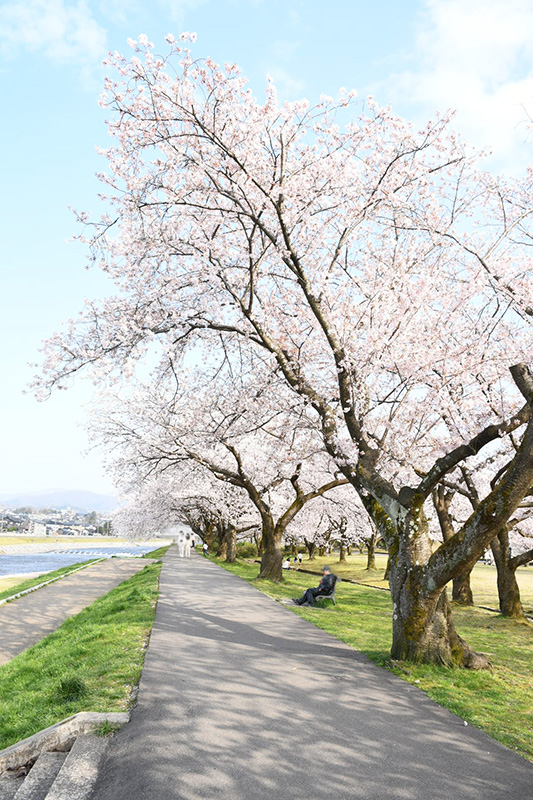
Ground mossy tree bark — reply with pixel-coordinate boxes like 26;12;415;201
388;508;489;668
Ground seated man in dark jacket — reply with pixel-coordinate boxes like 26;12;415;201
292;566;336;606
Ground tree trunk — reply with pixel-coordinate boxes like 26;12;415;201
257;519;283;580
491;531;525;619
339;543;347;562
205;521;217;551
388;511;489;669
451;569;474;605
390;583;487;667
347;545;352;555
304;539;316;560
432;485;474;605
252;530;263;557
318;546;326;557
226;525;237;563
365;534;377;570
218;528;228;560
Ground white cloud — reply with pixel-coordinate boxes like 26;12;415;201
0;0;107;83
389;0;533;171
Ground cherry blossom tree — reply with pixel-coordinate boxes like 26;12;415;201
35;36;533;666
432;448;533;618
91;368;349;578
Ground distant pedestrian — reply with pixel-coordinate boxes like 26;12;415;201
184;532;192;558
178;536;185;558
298;553;303;564
202;542;208;557
282;558;291;570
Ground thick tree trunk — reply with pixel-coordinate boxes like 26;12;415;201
318;546;326;557
451;569;474;605
257;519;283;580
226;525;237;563
347;545;352;556
491;531;525;619
339;543;347;562
390;583;487;667
388;512;490;669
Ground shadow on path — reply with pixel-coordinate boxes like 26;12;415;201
92;549;533;800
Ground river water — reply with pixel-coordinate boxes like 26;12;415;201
0;546;155;578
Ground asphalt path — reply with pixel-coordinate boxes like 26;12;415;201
0;559;152;665
92;548;533;800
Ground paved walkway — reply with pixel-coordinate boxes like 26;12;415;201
0;559;151;665
91;548;532;800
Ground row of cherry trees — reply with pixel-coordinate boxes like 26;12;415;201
35;35;533;667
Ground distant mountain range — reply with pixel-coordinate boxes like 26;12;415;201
0;490;118;513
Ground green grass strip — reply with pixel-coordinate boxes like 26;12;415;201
0;561;100;603
216;557;533;763
0;561;162;750
143;545;171;559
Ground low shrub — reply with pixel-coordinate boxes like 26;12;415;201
236;541;257;558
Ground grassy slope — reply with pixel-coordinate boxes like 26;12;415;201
0;561;162;750
217;557;533;762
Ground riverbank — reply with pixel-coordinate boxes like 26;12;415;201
0;539;170;579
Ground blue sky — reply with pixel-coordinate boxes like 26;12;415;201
0;0;532;497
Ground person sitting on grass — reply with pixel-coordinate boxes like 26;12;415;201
292;565;336;606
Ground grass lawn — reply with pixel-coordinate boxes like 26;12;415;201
216;557;533;763
292;551;533;611
0;561;162;750
0;561;100;603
